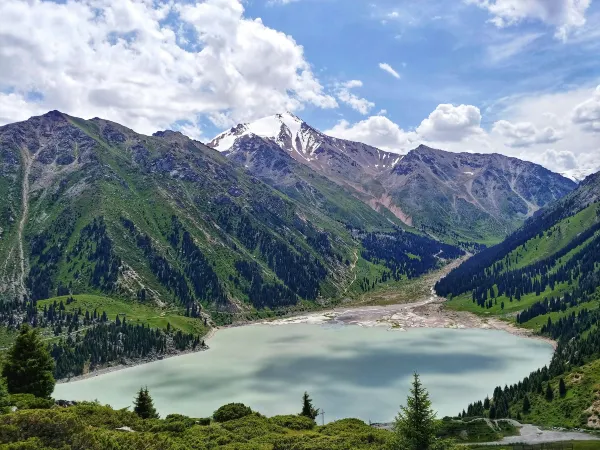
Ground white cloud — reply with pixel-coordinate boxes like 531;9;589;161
0;93;46;126
0;0;336;135
466;0;592;40
416;104;484;142
486;32;544;63
529;149;578;171
267;0;299;4
334;80;375;115
324;85;599;177
492;119;563;147
325;115;417;152
572;85;600;132
378;63;401;79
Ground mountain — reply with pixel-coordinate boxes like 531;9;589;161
436;170;600;427
384;146;577;244
209;112;401;183
0;111;462;315
210;114;577;245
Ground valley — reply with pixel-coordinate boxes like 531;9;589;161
0;110;598;449
2;1;600;447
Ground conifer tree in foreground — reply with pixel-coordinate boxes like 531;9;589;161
300;391;319;420
545;384;554;402
393;373;438;450
134;387;160;419
1;324;55;398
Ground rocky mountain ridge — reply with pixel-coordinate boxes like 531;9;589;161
0;111;461;312
211;114;577;244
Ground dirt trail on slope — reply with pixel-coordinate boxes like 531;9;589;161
16;147;33;299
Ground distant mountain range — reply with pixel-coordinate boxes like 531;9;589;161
210;113;577;244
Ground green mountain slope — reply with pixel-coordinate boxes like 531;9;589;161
436;171;600;428
0;111;461;314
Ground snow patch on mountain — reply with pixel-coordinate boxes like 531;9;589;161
210;112;322;157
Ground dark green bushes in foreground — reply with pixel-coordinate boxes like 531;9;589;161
0;402;393;449
0;374;471;449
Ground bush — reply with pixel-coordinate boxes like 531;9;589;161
0;409;83;447
213;403;254;423
219;414;286;441
8;394;54;411
270;415;315;430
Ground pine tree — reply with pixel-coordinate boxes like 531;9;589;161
559;378;567;398
545;384;554;402
1;324;55;398
300;392;319;420
522;395;531;413
0;380;10;414
133;387;159;419
393;373;438;450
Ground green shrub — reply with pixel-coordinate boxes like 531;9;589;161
2;437;47;449
0;409;83;447
8;394;54;411
219;414;286;441
270;415;315;430
318;418;371;435
213;403;254;423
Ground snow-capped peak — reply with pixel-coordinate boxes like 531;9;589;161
209;112;323;157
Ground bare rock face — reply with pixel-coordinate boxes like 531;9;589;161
382;146;577;242
211;115;577;243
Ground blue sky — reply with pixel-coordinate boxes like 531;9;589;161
0;0;599;176
241;0;600;131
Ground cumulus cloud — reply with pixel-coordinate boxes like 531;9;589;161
466;0;592;40
325;115;417;152
492;120;564;147
537;149;578;170
572;85;600;132
324;86;600;176
416;104;484;142
0;0;336;134
378;63;401;79
334;80;375;115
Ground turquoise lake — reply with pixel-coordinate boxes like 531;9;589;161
54;324;553;423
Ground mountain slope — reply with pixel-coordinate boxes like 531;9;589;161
0;111;462;316
210;114;576;245
436;171;600;427
386;146;577;243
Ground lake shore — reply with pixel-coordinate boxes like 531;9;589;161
56;326;220;385
57;257;556;385
257;290;558;350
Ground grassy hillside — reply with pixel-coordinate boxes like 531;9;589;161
437;173;600;428
36;295;208;336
